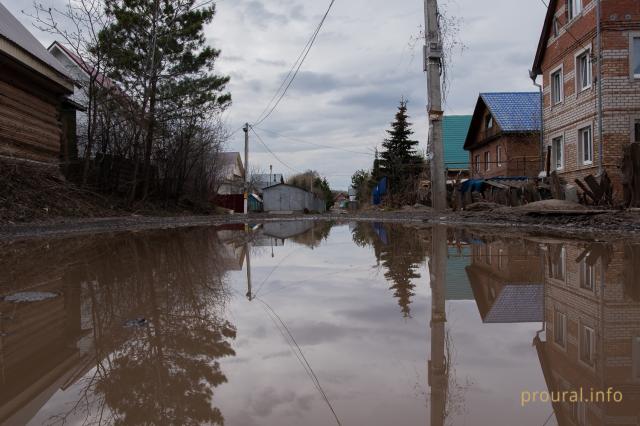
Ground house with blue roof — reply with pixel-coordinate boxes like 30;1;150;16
464;92;541;179
443;115;472;179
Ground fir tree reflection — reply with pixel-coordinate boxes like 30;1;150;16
352;223;426;317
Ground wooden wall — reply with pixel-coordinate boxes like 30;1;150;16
0;61;64;164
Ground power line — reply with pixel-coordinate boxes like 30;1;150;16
252;0;337;127
250;126;302;174
538;0;593;55
255;126;375;156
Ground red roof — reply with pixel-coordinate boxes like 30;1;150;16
48;41;118;91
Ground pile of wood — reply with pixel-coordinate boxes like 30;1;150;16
574;171;613;207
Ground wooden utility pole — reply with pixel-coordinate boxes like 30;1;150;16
429;225;447;426
424;0;447;211
243;123;250;214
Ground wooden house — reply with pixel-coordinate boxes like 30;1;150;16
0;3;75;164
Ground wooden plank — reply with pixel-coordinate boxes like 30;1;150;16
0;95;61;130
584;175;603;204
0;80;58;116
575;179;597;203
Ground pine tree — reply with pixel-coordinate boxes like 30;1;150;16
98;0;231;198
379;99;422;198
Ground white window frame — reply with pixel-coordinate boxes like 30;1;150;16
633;337;640;381
550;245;566;281
484;152;491;171
575;46;592;92
474;154;481;173
486;115;494;129
550;65;564;105
552;135;565;171
568;0;582;21
554;310;567;348
580;324;596;367
580;258;596;291
497;145;503;168
579;125;593;165
630;33;640;80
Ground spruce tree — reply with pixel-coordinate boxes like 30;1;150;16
379;99;421;198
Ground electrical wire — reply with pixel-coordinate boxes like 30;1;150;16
252;0;337;127
539;0;594;55
250;126;302;174
254;126;375;157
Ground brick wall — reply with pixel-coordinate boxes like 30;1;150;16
469;135;541;179
539;0;640;199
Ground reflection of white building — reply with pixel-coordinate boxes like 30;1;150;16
262;221;314;240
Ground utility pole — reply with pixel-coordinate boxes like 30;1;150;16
424;0;447;211
243;123;249;214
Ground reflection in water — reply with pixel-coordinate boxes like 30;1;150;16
3;221;640;425
352;223;428;317
0;229;239;425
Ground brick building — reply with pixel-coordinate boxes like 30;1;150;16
531;0;640;197
467;238;544;323
536;240;640;425
464;93;541;179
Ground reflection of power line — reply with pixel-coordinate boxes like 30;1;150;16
251;248;299;299
256;296;342;425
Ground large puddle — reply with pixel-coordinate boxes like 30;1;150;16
1;221;638;425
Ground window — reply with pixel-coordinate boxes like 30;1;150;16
553;17;560;38
568;0;582;20
484;152;491;171
576;50;592;91
552;136;564;170
497;146;503;167
579;126;593;165
554;310;567;348
550;245;566;281
580;325;596;366
474;155;481;173
486;115;494;129
632;36;640;79
633;337;640;380
580;259;596;291
498;248;505;270
551;68;563;104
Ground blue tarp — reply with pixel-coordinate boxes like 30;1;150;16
372;177;388;205
460;177;531;194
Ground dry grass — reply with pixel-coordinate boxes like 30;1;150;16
0;160;121;222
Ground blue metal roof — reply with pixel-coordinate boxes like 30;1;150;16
480;92;541;133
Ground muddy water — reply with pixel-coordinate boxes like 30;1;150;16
0;221;638;425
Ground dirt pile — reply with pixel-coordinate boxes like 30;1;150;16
0;160;119;222
515;199;588;212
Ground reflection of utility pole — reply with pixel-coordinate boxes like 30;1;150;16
424;0;447;211
429;225;447;426
245;242;252;301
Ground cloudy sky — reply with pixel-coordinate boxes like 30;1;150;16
4;0;548;189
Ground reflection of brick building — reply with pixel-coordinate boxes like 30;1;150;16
467;238;544;323
536;241;640;425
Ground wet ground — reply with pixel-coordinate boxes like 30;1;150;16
1;220;638;425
